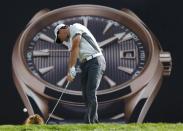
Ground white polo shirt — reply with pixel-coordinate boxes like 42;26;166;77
65;23;102;62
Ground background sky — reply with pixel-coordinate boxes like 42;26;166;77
0;0;183;124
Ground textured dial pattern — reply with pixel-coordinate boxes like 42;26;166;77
24;16;149;91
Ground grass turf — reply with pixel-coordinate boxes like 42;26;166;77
0;123;183;131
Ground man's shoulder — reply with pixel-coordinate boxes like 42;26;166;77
70;23;87;35
69;23;84;39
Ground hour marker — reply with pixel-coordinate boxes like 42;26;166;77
82;17;88;27
33;49;49;57
118;66;134;74
121;33;133;42
50;114;64;121
133;70;141;78
39;33;54;43
120;50;136;59
111;113;125;120
32;70;39;77
103;21;113;34
57;76;67;86
39;66;54;74
103;75;116;87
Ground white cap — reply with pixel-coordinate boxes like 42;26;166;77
54;23;66;43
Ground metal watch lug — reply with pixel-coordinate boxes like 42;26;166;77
121;8;144;25
159;51;172;76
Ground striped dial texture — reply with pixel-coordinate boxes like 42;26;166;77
24;16;149;91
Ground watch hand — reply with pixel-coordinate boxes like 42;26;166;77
98;32;125;47
118;33;134;43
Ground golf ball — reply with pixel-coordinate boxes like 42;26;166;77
23;108;27;112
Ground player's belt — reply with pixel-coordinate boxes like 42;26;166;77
81;53;102;63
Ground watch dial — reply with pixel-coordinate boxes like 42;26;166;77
24;16;149;91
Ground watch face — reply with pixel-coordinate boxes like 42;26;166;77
15;5;153;103
24;16;149;91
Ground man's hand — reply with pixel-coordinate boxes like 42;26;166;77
67;66;76;82
67;74;74;82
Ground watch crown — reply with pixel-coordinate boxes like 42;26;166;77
159;51;172;76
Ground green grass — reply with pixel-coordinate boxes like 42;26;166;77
0;123;183;131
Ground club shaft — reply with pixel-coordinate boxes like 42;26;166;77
45;81;70;124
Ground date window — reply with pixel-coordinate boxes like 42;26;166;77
120;50;136;59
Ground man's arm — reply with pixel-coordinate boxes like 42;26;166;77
68;34;81;69
67;34;81;81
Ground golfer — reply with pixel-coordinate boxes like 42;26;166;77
54;23;106;123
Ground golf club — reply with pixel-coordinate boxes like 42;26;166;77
45;81;70;124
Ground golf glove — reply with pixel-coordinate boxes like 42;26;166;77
68;66;76;79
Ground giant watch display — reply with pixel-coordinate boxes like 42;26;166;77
12;5;172;123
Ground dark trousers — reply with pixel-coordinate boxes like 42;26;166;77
80;55;106;123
